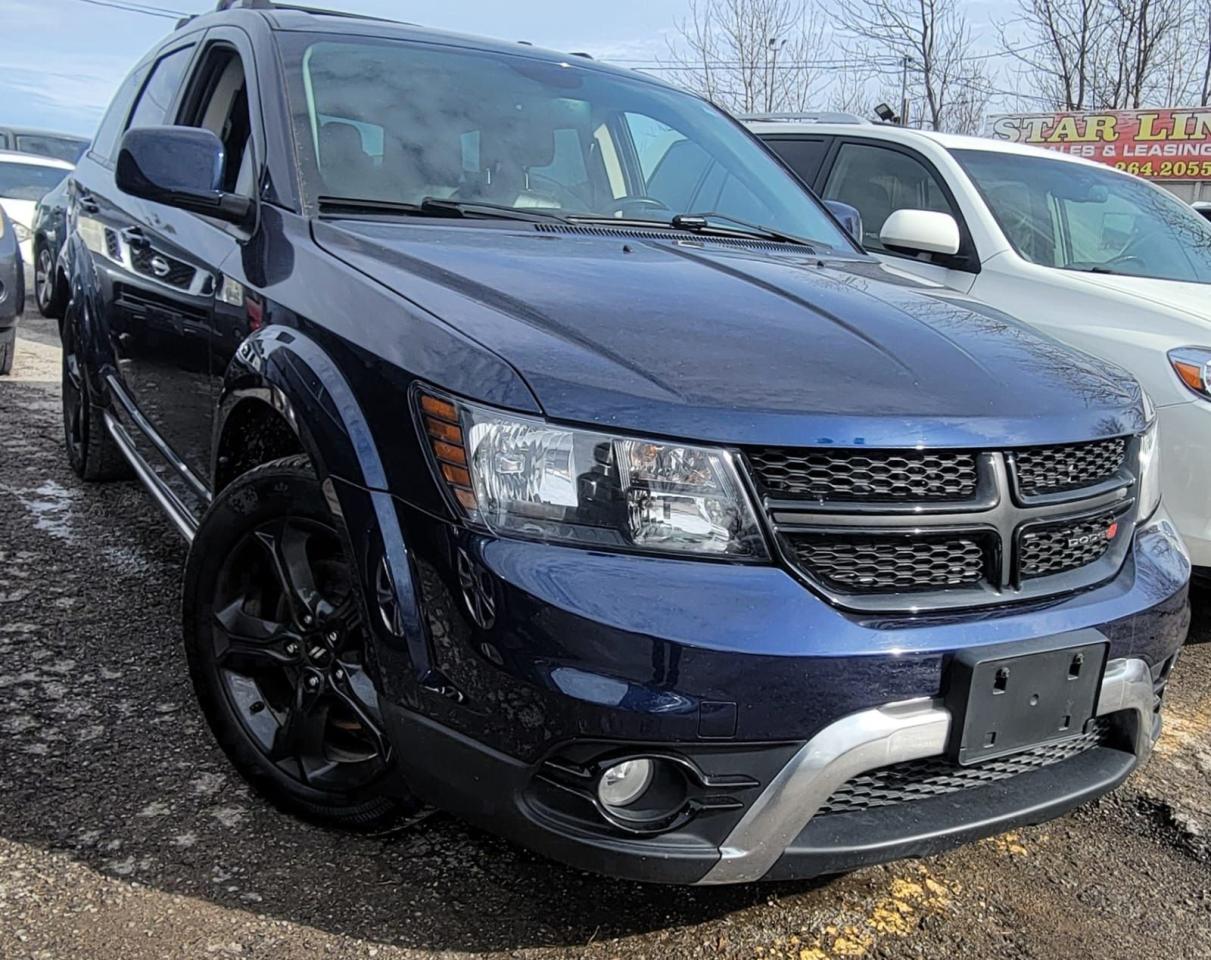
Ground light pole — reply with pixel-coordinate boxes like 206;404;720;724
900;55;911;126
768;37;787;112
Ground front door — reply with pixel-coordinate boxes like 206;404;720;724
815;139;979;294
78;38;219;489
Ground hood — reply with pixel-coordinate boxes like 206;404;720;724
316;221;1143;448
1060;269;1211;327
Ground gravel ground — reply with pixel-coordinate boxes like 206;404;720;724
2;315;1210;960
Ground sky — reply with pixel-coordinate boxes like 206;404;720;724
0;0;1003;138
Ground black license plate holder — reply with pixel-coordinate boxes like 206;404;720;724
945;636;1108;766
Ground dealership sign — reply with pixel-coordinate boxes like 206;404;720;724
988;109;1211;180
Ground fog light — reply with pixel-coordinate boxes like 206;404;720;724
597;759;653;808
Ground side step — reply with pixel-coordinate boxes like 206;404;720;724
103;411;198;542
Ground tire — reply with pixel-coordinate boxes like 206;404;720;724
61;315;131;481
182;455;413;830
35;243;66;319
0;327;13;376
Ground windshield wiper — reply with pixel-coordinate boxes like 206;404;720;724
668;211;823;249
316;195;568;223
418;197;569;223
317;196;424;217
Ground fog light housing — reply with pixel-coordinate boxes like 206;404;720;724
597;759;654;808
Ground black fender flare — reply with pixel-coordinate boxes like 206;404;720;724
214;325;433;692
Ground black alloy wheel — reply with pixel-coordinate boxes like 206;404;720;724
184;456;412;829
60;313;129;480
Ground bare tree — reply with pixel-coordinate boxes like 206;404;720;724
997;0;1100;109
1203;4;1211;104
825;0;990;131
664;0;828;114
998;0;1198;110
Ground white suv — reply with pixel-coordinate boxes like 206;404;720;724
746;114;1211;569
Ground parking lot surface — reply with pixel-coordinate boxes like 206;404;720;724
2;316;1209;960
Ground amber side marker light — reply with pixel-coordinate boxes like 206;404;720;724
1169;348;1211;400
420;393;478;512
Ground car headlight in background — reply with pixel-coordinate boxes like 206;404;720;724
417;390;767;559
1138;390;1161;520
11;222;29;243
1168;347;1211;400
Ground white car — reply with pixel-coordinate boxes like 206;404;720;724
0;150;73;281
746;114;1211;568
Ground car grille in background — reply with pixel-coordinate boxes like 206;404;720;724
746;448;978;501
131;246;195;289
786;534;987;592
1020;513;1119;579
1014;438;1127;496
818;718;1112;815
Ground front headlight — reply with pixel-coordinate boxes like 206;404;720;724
417;390;768;559
11;222;29;243
1138;391;1161;520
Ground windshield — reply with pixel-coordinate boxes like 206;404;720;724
0;162;69;201
287;37;850;247
14;135;87;164
954;148;1211;284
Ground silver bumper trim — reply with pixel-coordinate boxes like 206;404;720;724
698;656;1156;885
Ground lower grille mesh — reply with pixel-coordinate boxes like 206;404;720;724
819;718;1112;815
787;534;987;593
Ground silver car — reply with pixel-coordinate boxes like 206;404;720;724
0;203;22;374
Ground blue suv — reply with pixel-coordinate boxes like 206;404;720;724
60;0;1189;884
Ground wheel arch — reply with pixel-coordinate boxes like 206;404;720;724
213;325;433;687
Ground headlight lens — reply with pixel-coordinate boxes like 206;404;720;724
1169;347;1211;399
418;391;767;559
12;222;29;243
1138;391;1161;520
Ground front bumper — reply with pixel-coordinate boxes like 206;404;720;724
367;502;1188;884
382;657;1163;884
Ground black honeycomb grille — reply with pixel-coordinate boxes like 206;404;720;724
1014;438;1127;496
746;448;978;501
787;534;987;592
1020;513;1119;579
818;718;1112;815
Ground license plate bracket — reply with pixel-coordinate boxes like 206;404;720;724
945;634;1108;766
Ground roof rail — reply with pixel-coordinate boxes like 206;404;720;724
740;111;869;125
212;0;405;22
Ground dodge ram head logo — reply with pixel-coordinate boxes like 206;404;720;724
1069;522;1118;550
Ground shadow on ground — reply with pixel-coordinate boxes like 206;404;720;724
0;374;835;955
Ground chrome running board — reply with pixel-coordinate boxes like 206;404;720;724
103;411;197;542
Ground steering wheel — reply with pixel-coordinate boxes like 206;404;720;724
606;196;672;216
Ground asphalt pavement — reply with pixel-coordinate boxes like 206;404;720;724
1;314;1209;960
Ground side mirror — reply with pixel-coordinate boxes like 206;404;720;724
823;200;863;245
879;209;961;257
116;126;252;224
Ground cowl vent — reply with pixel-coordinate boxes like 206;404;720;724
532;222;799;254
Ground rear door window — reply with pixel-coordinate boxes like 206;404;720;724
91;64;149;163
763;136;830;186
